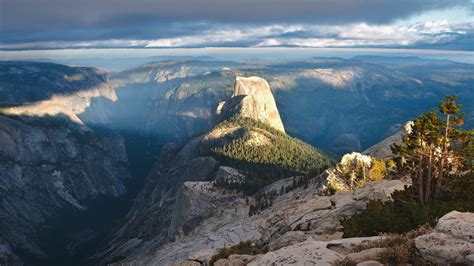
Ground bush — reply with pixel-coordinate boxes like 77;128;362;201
336;225;432;265
369;158;387;181
325;153;388;193
341;172;474;237
210;241;268;265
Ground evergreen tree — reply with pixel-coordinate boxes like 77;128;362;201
391;95;473;204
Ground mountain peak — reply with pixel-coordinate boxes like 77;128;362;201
219;76;286;133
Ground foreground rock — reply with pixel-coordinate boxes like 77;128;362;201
249;237;381;266
181;211;474;266
415;211;474;265
110;179;406;265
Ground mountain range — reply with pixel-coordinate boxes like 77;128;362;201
0;56;473;265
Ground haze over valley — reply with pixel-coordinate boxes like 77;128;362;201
1;0;473;265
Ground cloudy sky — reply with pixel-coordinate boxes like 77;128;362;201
1;0;473;50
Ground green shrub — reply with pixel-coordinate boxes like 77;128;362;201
209;241;268;265
341;172;474;237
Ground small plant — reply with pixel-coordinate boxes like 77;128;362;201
325;153;388;193
209;241;268;265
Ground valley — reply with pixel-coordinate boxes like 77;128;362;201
0;56;473;265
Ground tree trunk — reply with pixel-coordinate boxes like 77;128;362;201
418;154;425;204
425;147;433;203
435;114;450;198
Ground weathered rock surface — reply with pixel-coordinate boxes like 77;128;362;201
415;211;474;265
249;237;381;266
363;121;413;159
0;114;132;263
0;62;131;262
110;179;406;265
250;239;343;265
220;76;285;133
0;114;131;261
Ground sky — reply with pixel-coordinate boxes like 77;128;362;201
0;0;473;51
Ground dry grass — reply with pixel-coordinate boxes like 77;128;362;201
334;224;433;265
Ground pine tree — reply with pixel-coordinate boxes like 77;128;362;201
391;95;472;204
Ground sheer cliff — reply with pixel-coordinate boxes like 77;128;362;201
0;62;131;264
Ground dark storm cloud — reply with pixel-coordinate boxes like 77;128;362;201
0;0;473;50
1;0;470;34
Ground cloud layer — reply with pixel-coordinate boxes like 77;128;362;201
1;0;473;50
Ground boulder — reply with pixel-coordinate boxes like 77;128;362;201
435;211;474;243
415;211;474;265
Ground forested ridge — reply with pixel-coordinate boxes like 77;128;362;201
209;116;334;193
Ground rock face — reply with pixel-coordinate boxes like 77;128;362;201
108;178;406;265
163;206;474;266
0;61;117;127
0;61;131;263
415;211;474;265
0;114;131;261
220;76;285;133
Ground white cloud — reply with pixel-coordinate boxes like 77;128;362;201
1;21;471;50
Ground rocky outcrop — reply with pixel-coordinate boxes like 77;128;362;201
219;76;285;133
415;211;474;265
249;237;377;266
363;121;413;159
170;210;474;266
111;178;406;265
250;211;474;266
